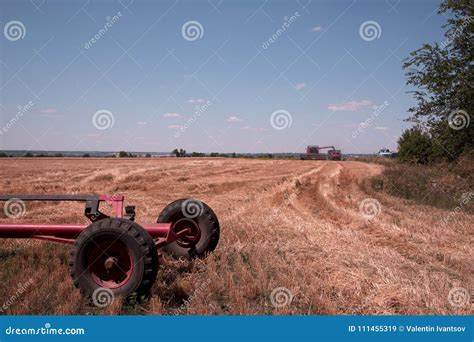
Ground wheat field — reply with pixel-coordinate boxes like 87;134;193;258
0;158;472;315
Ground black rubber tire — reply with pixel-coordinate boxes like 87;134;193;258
157;199;220;259
69;218;158;297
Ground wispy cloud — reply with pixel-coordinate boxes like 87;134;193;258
39;108;62;119
227;116;242;123
241;126;267;132
40;108;58;114
168;125;182;129
310;26;322;32
374;126;388;131
328;100;373;112
188;98;206;104
294;82;306;90
163;112;181;118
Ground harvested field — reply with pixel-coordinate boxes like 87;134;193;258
0;158;472;315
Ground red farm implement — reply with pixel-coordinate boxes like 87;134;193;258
0;194;219;298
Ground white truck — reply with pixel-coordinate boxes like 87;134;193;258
378;148;393;157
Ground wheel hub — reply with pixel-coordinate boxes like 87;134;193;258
172;218;201;248
87;239;134;289
104;256;118;271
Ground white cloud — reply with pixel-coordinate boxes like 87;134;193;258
39;108;62;118
374;126;388;131
168;125;182;129
163;112;181;118
328;100;373;112
241;126;267;132
40;108;57;114
227;116;242;123
188;98;206;104
294;82;306;90
310;26;322;32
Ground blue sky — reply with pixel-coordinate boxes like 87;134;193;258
0;0;447;153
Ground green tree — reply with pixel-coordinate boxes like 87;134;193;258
402;0;473;161
398;127;433;164
172;148;186;157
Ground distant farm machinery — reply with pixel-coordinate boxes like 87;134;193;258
300;145;342;160
0;194;219;298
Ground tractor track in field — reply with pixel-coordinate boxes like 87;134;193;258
0;158;472;315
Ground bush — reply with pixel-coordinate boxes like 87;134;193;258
369;158;473;212
397;123;473;164
430;120;474;162
397;127;433;164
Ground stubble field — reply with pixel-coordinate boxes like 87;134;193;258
0;158;472;315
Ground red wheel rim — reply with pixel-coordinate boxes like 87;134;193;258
172;218;201;248
87;239;134;289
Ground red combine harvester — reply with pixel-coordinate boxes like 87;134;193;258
300;145;342;160
0;194;219;298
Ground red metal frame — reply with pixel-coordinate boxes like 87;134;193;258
0;194;184;249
